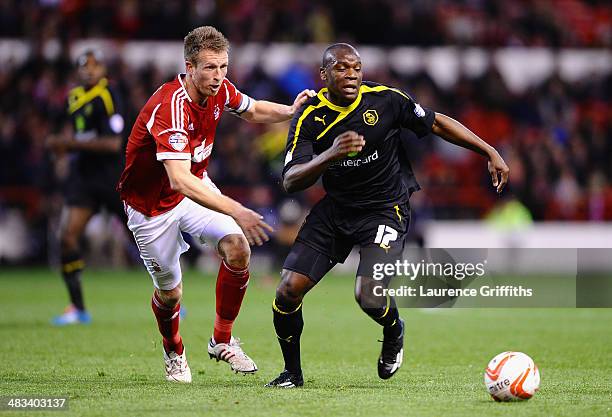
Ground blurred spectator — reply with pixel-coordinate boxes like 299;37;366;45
1;0;610;47
1;1;611;263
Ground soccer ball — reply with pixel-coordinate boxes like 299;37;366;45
484;351;540;401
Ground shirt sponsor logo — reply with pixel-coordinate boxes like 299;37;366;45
332;150;379;168
169;133;188;151
363;109;379;126
192;142;213;163
414;103;425;118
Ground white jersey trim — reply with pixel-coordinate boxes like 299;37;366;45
226;94;253;115
223;79;253;115
158;127;188;136
156;152;191;161
177;74;193;102
171;90;187;131
146;103;162;134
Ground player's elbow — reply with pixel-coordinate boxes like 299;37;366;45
168;173;187;194
282;166;304;193
282;176;299;194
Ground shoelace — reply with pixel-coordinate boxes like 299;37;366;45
167;355;186;371
228;338;250;360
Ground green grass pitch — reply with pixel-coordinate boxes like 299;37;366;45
1;268;611;416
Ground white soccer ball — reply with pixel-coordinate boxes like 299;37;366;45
484;351;540;401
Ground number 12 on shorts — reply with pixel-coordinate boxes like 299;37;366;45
374;225;398;251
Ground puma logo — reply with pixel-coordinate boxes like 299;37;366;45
394;204;402;223
314;115;326;125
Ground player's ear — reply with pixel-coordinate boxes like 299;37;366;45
320;67;327;82
185;60;194;75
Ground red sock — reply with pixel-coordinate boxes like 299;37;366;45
151;291;183;355
214;260;249;344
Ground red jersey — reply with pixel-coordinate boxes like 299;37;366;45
118;74;252;216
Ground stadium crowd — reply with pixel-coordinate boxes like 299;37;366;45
0;1;610;263
1;0;610;47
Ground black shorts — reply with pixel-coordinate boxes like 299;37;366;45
63;174;124;218
283;196;410;282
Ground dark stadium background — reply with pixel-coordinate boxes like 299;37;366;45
0;0;610;265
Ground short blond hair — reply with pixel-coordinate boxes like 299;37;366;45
184;26;230;64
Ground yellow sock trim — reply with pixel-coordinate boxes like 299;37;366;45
376;295;391;319
272;299;302;315
62;259;85;274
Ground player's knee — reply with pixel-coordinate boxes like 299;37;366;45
276;272;307;308
219;234;251;269
60;232;79;254
157;285;182;307
354;275;380;307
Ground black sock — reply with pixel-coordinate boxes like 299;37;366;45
382;312;402;339
272;299;303;374
61;251;86;311
361;296;402;338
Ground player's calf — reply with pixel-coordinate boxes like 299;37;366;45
269;270;313;383
355;276;405;379
355;275;401;328
214;234;251;344
152;286;184;359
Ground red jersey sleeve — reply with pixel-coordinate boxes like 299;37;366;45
223;78;253;116
148;101;191;161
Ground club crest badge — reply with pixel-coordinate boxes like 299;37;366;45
363;109;379;126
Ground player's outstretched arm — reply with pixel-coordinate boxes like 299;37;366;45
432;113;509;194
163;159;273;246
240;89;316;123
283;131;365;193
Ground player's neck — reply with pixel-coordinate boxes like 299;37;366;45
184;74;209;107
325;91;354;107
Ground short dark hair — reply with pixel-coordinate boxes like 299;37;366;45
184;26;230;64
321;43;359;68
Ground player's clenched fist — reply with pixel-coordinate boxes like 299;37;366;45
231;206;274;246
326;131;366;161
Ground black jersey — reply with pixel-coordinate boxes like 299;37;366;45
283;81;435;209
66;77;124;181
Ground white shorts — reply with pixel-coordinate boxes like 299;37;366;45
125;176;243;290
